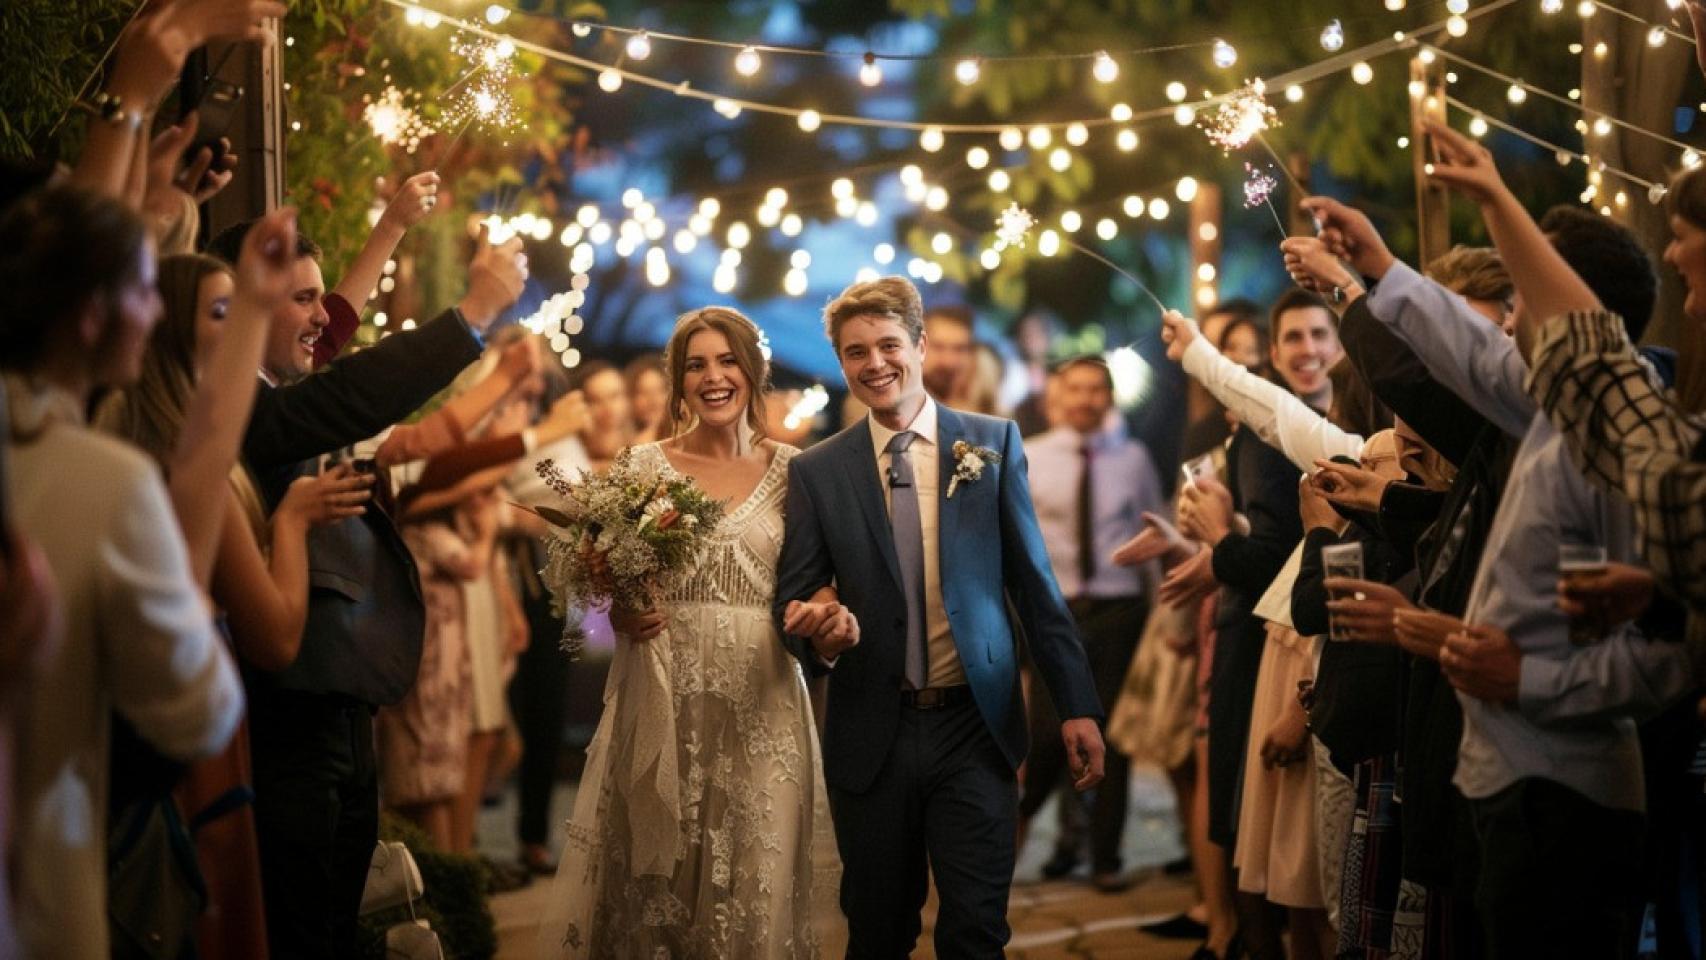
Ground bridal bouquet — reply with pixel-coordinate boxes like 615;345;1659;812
531;449;724;653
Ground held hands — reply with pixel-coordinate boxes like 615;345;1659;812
1299;196;1397;282
783;600;861;661
377;172;443;234
278;463;374;527
1061;717;1106;791
458;226;528;331
1177;475;1234;546
1440;623;1521;704
1323;578;1415;645
1159;310;1199;363
1558;562;1655;636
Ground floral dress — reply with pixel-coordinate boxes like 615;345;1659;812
539;443;841;958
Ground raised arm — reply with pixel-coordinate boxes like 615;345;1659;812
169;208;296;587
1165;310;1364;469
329;172;441;315
1303;196;1533;437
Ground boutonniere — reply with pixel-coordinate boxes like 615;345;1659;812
946;440;1002;499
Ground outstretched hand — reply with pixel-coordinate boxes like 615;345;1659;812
1299;196;1396;282
1159;310;1199;363
458;226;528;330
1061;717;1105;791
1280;236;1359;298
1423;120;1511;208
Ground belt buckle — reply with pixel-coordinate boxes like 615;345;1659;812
914;687;944;709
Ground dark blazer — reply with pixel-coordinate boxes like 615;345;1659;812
242;308;484;706
773;404;1102;794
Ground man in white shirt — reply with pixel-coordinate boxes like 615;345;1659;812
1024;356;1165;889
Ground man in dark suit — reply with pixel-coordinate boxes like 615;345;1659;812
773;275;1105;959
217;222;526;958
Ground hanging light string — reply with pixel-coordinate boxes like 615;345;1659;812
1420;43;1696;154
383;0;1520;136
1443;94;1665;193
1580;0;1695;46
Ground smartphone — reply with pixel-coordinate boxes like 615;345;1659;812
181;78;243;174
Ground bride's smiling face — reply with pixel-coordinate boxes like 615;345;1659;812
680;328;749;429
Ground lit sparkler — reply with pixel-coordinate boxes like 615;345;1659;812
995;202;1036;248
436;36;522;167
1243;162;1289;238
1200;80;1276;152
363;85;434;153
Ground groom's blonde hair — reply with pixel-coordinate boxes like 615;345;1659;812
822;275;924;350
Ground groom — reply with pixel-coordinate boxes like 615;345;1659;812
775;276;1105;957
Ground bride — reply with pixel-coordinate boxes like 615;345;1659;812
540;307;848;958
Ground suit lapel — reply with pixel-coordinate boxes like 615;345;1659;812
936;405;964;570
848;421;905;591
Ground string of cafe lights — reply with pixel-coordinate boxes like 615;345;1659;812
1573;0;1696;47
1442;94;1669;205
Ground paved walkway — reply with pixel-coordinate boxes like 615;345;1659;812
484;766;1206;958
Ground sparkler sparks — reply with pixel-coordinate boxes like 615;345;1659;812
995;202;1036;248
1242;163;1278;209
363;85;434;152
1200;81;1276;152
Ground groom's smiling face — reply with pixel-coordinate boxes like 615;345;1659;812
837;313;927;417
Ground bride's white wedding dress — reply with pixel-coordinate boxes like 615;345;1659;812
539;442;842;958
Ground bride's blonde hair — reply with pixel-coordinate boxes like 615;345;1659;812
663;306;770;439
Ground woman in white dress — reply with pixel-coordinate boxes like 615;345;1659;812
541;307;846;958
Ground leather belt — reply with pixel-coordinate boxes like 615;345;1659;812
901;685;973;710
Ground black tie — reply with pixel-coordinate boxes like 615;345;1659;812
1077;440;1095;592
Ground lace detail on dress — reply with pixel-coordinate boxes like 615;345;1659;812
541;443;841;959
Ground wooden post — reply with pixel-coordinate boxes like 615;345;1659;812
203;19;285;238
1185;182;1224;424
1409;55;1450;268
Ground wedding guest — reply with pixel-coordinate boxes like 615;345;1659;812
98;250;374;959
1180;299;1262;461
573;360;633;473
1303;160;1695;955
922;304;977;405
0;186;246;959
625;352;671;445
961;341;1009;417
1012;309;1064;436
225;218;524;957
1023;356;1165;891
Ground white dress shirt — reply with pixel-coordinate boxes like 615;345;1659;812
868;397;966;687
1023;426;1164;599
4;377;244;959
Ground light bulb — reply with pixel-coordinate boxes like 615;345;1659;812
713;98;742;119
1037;230;1061;257
873;243;895;264
831;178;854;199
1285;84;1304;102
1648;26;1667;46
791;249;813;269
726;222;751;248
735;46;762;77
1351;61;1374;84
920;126;945;152
900;164;924;186
1093;51;1119;83
780;213;803;236
1469;115;1489;137
1116;129;1139;152
1065;122;1089;146
1165;81;1188;103
855;202;878;226
784;268;808;297
1049;147;1072;172
571;21;591;37
1148;198;1171;219
1446;14;1468;34
1541;0;1562;10
999;127;1023;151
485;5;509;25
925;186;948;211
860;54;882;87
797;110;821;132
1385;0;1406;8
1123;195;1144;217
1592;117;1612;136
765;187;789;208
1577;0;1595;15
955;58;981;85
1212;39;1237;69
1027;125;1052;149
980;249;1001;270
598;69;622;92
1060;210;1082;233
1320;20;1345;52
625;32;651;60
988;170;1011;191
966;146;990;169
1110;103;1133;122
931;232;953;255
1173;105;1197;125
1507;84;1527;104
1446;0;1468;13
1175;176;1199;202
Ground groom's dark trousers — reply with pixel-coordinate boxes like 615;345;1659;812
776;405;1101;960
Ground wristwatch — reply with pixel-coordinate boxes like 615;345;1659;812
84;91;143;133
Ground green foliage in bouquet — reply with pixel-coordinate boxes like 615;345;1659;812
357;812;497;960
534;448;726;623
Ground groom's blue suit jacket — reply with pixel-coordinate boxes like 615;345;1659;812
774;404;1103;794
